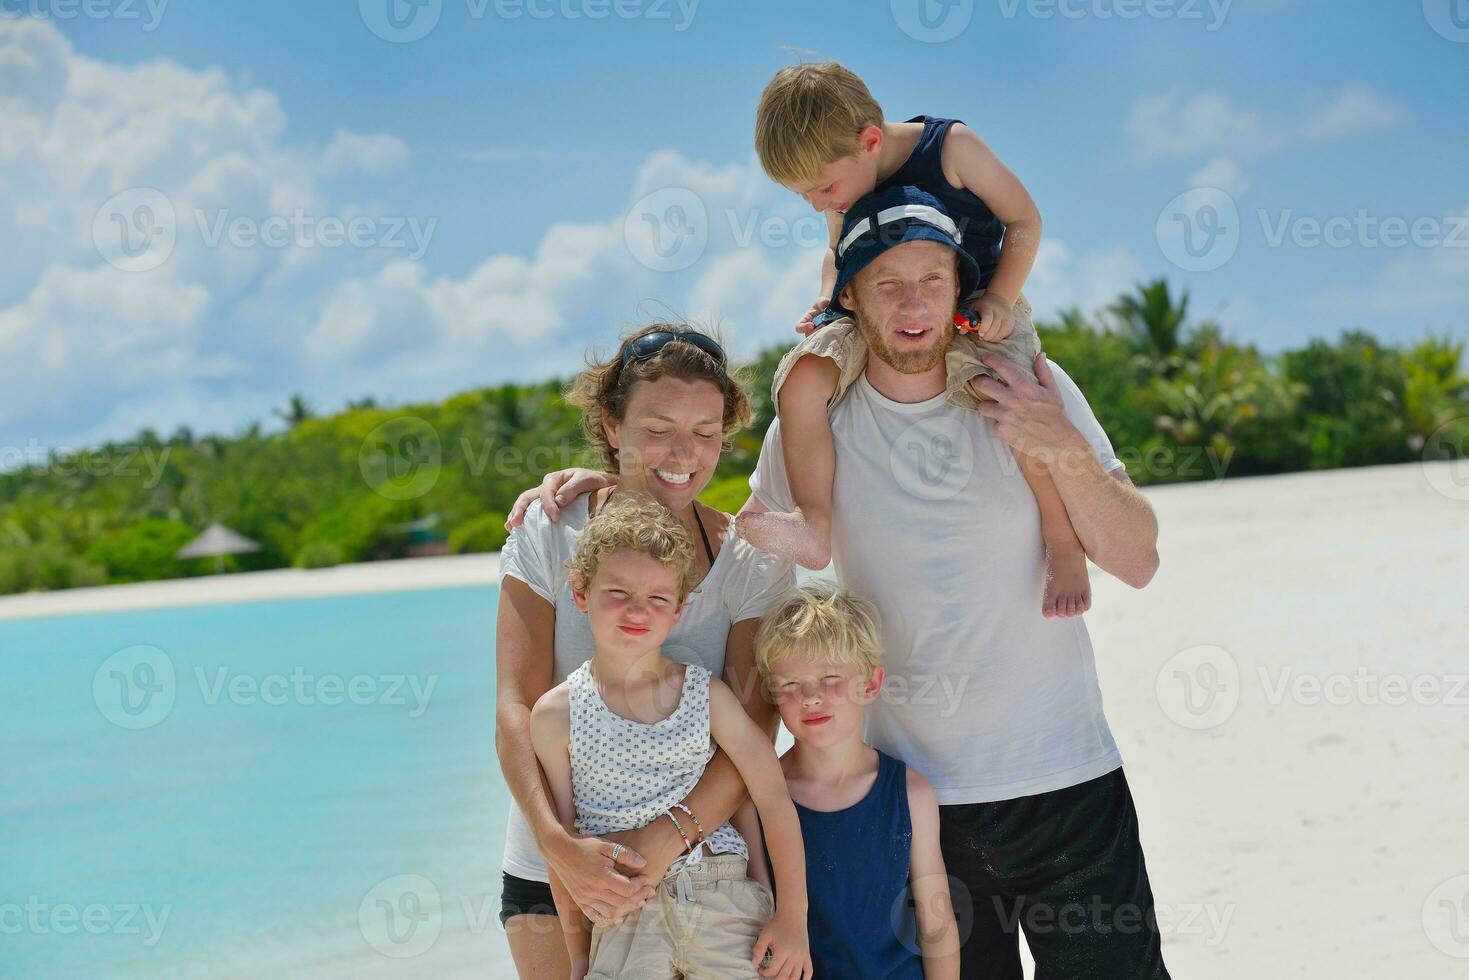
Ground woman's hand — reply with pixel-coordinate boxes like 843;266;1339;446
543;832;655;927
753;907;813;980
600;820;683;890
504;468;618;530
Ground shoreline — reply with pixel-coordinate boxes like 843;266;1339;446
0;459;1459;624
0;551;500;622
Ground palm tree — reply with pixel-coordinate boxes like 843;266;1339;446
1109;279;1190;378
274;394;315;428
1403;334;1468;452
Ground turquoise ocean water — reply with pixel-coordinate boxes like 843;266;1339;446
1;586;523;979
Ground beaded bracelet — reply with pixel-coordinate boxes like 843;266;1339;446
663;808;696;854
671;802;707;844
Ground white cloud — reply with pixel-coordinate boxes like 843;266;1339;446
1127;87;1400;161
0;17;845;453
1298;88;1401;143
0;17;408;436
1026;240;1148;322
0;263;219;425
1127;91;1267;161
1188;158;1250;197
1308;206;1469;317
300;150;819;374
321;130;410;175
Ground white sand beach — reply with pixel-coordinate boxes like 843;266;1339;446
7;460;1466;977
1086;460;1468;978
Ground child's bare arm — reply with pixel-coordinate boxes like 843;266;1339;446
778;354;839;567
942;123;1041;342
730;797;772;890
906;768;960;979
530;685;594;976
708;678;812;979
798;212;844;335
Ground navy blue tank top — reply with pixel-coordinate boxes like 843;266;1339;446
796;749;924;980
876;115;1005;289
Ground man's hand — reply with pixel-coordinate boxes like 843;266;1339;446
794;298;827;337
970;292;1015;342
543;833;654;927
504;468;617;529
971;353;1091;471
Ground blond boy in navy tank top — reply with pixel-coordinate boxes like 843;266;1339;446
756;582;960;978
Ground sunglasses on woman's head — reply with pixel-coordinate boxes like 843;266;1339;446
620;330;727;367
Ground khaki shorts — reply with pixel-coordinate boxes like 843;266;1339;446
771;289;1039;414
586;851;775;980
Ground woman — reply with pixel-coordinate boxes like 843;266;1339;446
494;323;795;977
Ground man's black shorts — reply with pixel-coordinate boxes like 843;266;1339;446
939;767;1172;980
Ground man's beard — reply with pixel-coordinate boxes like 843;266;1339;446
856;312;954;375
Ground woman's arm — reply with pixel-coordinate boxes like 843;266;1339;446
724;617;779;889
907;769;960;979
495;576;653;924
601;746;751;885
504;469;617;529
724;617;779;741
529;686;593;979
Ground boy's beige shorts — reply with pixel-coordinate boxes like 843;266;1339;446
771;289;1039;413
586;852;775;979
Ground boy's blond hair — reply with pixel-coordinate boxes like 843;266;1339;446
754;61;884;186
565;493;698;602
754;581;884;680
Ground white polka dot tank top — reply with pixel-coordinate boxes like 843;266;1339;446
568;660;747;860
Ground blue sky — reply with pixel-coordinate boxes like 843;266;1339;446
2;0;1466;462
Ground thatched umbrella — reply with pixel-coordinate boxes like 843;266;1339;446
176;522;261;574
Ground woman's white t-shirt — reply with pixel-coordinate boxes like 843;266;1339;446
498;494;795;882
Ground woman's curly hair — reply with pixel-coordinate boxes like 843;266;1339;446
563;322;754;472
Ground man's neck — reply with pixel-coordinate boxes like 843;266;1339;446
863;357;947;404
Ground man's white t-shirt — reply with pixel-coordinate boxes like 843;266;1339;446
749;359;1126;805
498;494;795;881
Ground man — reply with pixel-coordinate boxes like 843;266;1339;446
741;186;1170;979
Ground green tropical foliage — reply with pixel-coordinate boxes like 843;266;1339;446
1;279;1464;594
